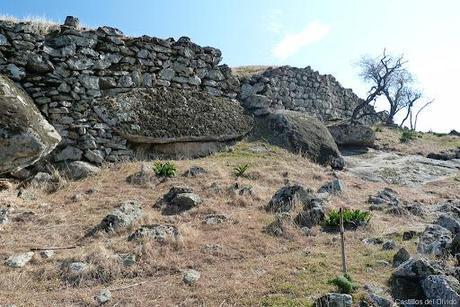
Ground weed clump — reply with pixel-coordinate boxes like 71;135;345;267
153;162;177;177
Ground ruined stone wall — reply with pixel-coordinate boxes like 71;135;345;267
239;66;381;123
0;18;240;163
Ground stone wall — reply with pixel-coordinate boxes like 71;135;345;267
0;18;240;163
239;66;381;123
0;17;380;165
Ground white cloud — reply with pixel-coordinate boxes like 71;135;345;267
272;21;330;60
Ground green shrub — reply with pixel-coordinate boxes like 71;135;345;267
374;126;383;132
324;208;371;228
234;163;249;177
400;130;418;143
153;162;177;177
328;274;357;294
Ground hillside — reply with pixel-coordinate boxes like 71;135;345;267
1;130;459;306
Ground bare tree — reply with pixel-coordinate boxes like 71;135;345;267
399;88;422;128
352;49;408;123
410;99;434;130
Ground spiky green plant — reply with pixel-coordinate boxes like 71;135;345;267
153;162;177;177
234;163;249;177
323;208;371;228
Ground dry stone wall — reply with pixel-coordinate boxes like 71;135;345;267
0;17;381;165
239;66;382;124
0;18;240;163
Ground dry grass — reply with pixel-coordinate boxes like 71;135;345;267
0;14;60;35
374;124;460;156
232;65;276;78
0;141;458;306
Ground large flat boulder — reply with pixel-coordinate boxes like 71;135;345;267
252;110;344;169
94;87;253;144
0;74;61;174
327;121;375;147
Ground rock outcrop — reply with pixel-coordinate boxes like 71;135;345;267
0;74;61;174
253;110;345;169
327;121;375;147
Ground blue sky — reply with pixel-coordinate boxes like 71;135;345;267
2;0;459;132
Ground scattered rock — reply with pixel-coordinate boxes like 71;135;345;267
0;206;12;224
169;193;202;213
382;240;397;250
417;224;452;257
61;261;89;286
95;289;112;304
183;269;200;285
265;185;313;213
402;230;418;241
315;293;352;307
89;200;143;235
327;121;375;147
117;253;136;267
252;110;345;169
40;250;55;259
362;284;393;307
421;275;460;307
126;163;155;185
203;214;228;225
393;247;410;267
159;186;201;215
265;213;291;237
0;74;61;175
368;188;400;208
183;166;207;177
436;214;460;235
391;257;442;301
4;252;34;268
201;243;223;255
362;237;384;246
294;199;326;228
317;179;344;195
17;189;37;201
60;161;100;180
128;224;180;243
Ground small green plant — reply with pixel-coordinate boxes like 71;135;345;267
234;163;249;177
328;274;357;294
400;130;418;143
153;161;177;177
324;208;371;228
374;126;383;132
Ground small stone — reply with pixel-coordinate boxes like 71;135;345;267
317;179;344;195
183;269;200;285
95;289;112;304
393;247;410;267
203;214;227;225
91;200;143;234
40;250;55;259
402;230;417;240
61;161;100;180
382;240;396;250
64;16;80;28
183;166;207;177
5;252;34;268
55;146;83;162
315;293;352;307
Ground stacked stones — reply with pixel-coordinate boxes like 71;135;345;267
0;17;240;163
239;66;380;123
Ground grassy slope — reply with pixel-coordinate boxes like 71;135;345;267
374;124;460;156
0;141;459;306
